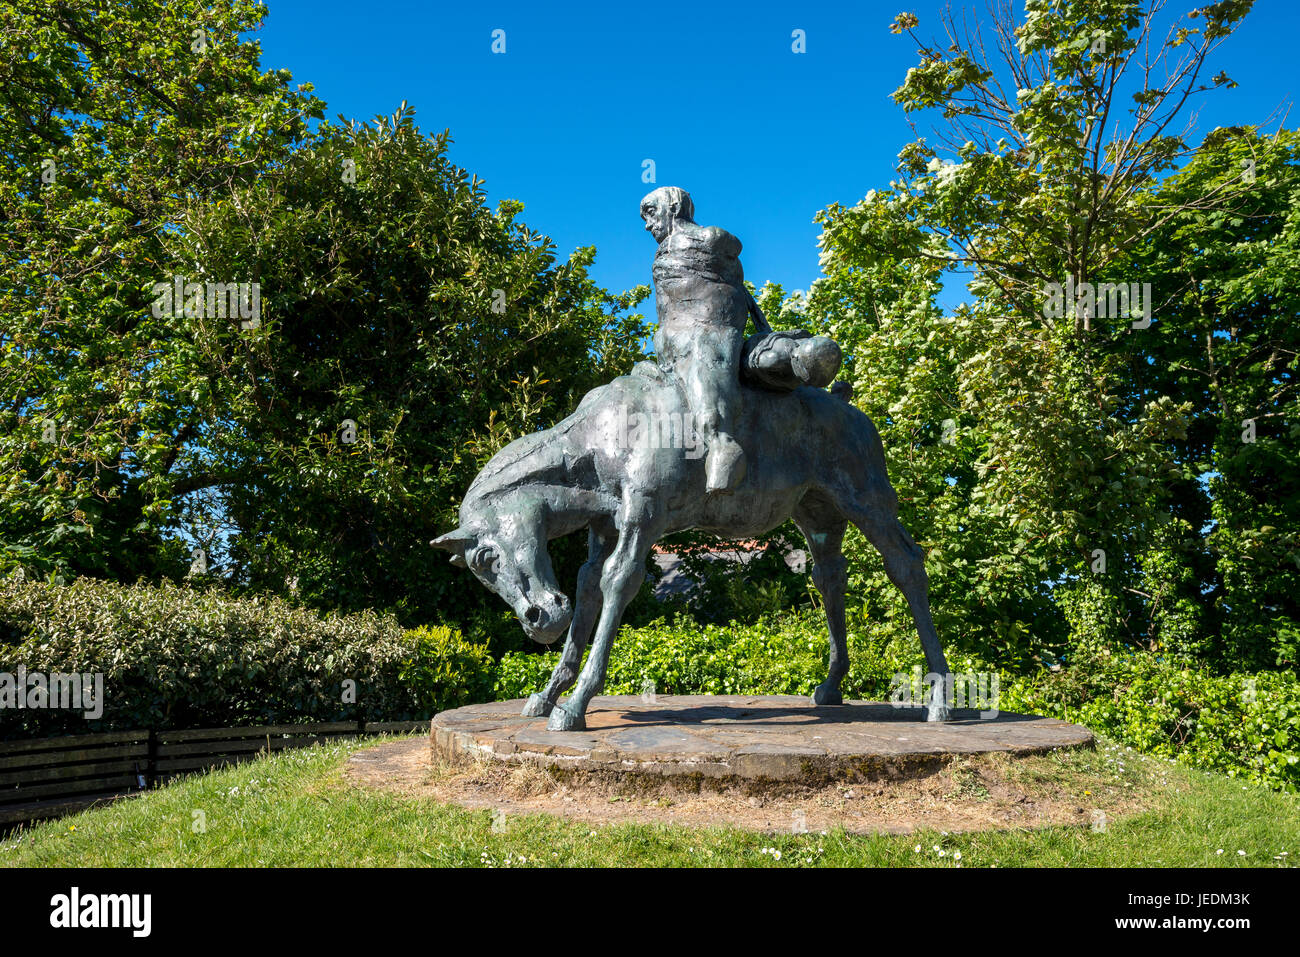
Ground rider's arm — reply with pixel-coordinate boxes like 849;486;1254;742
746;289;773;335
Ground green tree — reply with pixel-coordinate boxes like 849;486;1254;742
1;0;323;581
798;0;1264;667
169;105;648;623
1120;126;1300;669
0;1;649;630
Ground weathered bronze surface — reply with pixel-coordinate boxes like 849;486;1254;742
433;190;952;731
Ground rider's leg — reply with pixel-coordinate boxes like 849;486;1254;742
684;330;746;494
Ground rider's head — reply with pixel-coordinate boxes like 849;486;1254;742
641;187;695;243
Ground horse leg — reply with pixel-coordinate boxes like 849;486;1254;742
522;529;612;717
547;509;654;732
793;502;849;706
850;510;952;721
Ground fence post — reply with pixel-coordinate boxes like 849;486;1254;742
146;728;157;790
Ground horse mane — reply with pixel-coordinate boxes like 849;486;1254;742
465;422;578;501
464;377;639;503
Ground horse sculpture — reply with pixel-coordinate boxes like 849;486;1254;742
431;359;953;732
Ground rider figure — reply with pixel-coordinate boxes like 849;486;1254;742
640;187;770;494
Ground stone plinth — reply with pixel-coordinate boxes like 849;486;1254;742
430;695;1093;785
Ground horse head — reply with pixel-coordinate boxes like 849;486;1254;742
431;510;572;646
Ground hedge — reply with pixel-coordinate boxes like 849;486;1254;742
494;614;901;700
999;653;1300;793
497;610;1300;794
2;578;1296;794
0;578;492;737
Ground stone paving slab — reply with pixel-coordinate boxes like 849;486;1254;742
431;695;1093;783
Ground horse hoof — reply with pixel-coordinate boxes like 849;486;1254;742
810;684;843;706
521;693;553;718
547;704;586;732
926;702;952;723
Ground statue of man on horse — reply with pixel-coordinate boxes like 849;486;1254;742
432;189;952;731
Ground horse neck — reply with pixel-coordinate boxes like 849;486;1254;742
465;431;617;541
466;426;571;500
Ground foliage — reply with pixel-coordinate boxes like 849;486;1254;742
0;0;649;629
169;105;649;624
1117;127;1300;670
1002;651;1300;793
495;610;901;701
648;531;813;626
0;0;323;584
398;624;495;716
2;573;1294;792
0;577;492;736
792;0;1295;676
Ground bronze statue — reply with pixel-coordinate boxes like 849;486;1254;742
639;186;768;494
433;189;951;730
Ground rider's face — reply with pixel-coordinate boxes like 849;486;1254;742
641;200;671;243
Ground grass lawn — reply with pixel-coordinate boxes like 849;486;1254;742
2;733;1296;867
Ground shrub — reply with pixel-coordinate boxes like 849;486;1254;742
649;530;813;626
494;610;905;700
5;577;1295;794
400;624;494;715
497;608;1298;793
1000;652;1300;793
0;577;492;736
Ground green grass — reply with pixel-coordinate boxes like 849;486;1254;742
2;734;1296;867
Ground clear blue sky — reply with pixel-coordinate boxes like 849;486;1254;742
254;0;1298;309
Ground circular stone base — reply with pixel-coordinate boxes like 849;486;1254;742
431;695;1092;785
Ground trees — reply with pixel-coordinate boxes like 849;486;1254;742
4;0;1291;670
171;107;649;623
797;0;1293;671
0;1;648;625
1;0;322;582
1121;127;1300;669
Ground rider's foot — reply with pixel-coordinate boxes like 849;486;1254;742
705;436;746;494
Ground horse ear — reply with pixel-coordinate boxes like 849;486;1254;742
431;530;473;568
